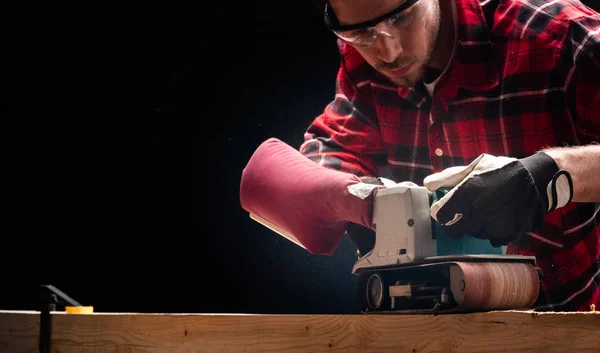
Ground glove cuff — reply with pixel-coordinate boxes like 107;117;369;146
520;152;573;212
546;170;574;212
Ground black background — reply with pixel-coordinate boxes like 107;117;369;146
2;0;362;314
3;0;599;315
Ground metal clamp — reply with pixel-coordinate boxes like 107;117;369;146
38;285;83;353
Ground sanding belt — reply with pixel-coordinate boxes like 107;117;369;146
447;262;538;311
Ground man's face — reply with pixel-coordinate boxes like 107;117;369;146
329;0;441;88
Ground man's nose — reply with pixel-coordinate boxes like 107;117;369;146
375;29;403;63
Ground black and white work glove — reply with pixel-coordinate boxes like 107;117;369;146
423;152;573;247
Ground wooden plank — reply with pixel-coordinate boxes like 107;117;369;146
0;310;598;353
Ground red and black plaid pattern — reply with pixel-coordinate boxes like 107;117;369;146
300;0;600;311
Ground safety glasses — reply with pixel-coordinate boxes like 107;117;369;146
324;0;420;47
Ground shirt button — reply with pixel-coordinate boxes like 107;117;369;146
435;148;444;156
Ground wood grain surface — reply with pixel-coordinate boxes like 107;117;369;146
0;310;598;353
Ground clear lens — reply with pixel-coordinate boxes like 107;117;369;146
332;0;423;48
334;29;376;47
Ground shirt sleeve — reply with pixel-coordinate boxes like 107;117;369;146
299;43;387;177
563;13;600;142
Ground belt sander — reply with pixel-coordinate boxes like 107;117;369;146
349;183;541;314
240;138;542;314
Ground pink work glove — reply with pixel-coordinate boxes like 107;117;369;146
240;138;376;255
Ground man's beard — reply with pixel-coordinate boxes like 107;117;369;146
385;61;428;88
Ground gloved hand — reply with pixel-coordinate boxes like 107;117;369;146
423;152;573;247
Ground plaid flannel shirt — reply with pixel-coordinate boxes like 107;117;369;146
300;0;600;311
